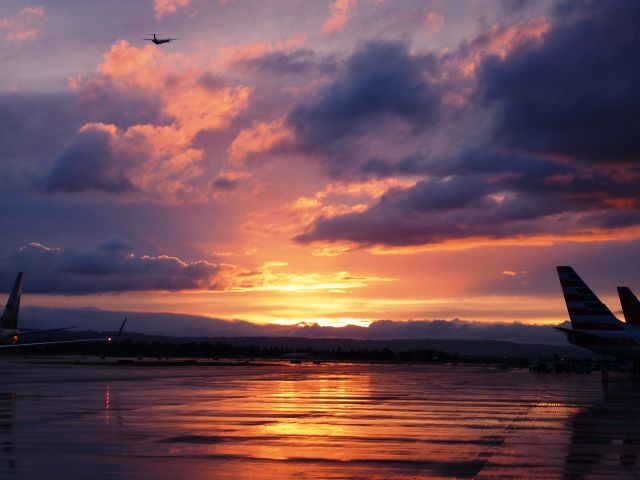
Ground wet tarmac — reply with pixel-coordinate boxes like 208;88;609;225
1;359;639;479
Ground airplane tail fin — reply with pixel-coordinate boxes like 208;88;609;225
556;266;623;331
617;286;640;326
1;272;23;330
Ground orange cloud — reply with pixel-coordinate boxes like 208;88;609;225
364;225;640;255
315;178;419;200
456;18;549;77
69;40;254;203
228;118;293;164
502;270;527;277
76;122;206;202
154;0;190;18
240;178;418;243
0;5;45;43
323;0;356;34
165;84;251;139
98;41;166;90
98;41;251;138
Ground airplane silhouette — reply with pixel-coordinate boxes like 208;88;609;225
143;33;179;45
0;272;126;349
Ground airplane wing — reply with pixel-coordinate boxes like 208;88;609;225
554;326;604;346
0;318;127;350
554;326;599;339
18;327;74;336
0;337;114;349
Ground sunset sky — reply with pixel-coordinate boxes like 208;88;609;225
1;0;639;335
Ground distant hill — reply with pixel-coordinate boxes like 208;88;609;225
19;328;593;360
19;306;571;346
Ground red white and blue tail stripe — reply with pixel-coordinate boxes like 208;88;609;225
557;266;624;331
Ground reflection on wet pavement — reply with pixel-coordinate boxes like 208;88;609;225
1;360;640;479
0;392;16;474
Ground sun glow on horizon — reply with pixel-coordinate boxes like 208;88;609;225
2;0;636;341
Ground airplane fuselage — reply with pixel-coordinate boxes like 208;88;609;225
0;329;19;345
563;323;640;360
557;266;640;362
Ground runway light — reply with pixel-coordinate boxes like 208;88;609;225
107;337;112;342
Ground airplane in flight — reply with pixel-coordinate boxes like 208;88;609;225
0;272;126;350
556;266;640;360
143;33;179;45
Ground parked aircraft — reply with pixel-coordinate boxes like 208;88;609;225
617;287;640;326
556;266;640;360
0;272;125;349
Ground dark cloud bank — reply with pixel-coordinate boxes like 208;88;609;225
20;306;568;345
287;40;440;177
0;237;222;294
481;0;640;162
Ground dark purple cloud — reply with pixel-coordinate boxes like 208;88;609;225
479;0;640;162
286;40;440;176
43;125;136;194
358;152;431;178
295;180;548;247
296;148;640;247
0;237;223;294
0;85;162;196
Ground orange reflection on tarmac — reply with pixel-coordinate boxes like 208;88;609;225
127;364;591;478
255;373;368;460
4;362;640;479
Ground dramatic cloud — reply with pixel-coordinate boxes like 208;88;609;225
287;40;439;175
3;0;639;332
98;41;251;138
295;149;640;248
358;152;431;178
43;123;136;194
479;1;640;161
0;237;224;294
44;122;208;201
41;40;251;203
0;86;169;199
294;1;640;250
452;17;549;78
